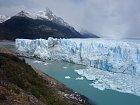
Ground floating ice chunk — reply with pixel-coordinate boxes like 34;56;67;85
76;68;140;96
75;70;83;75
75;77;84;80
64;76;71;79
44;63;51;65
63;67;68;69
75;69;96;80
44;63;48;65
32;60;42;63
89;83;105;91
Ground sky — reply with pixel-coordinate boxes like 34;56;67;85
0;0;140;39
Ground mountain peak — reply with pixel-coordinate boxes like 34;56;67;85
0;15;10;23
14;8;70;27
16;10;30;17
45;8;53;15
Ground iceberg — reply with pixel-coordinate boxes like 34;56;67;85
16;37;140;75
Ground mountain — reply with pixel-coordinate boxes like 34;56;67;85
0;9;82;40
0;8;99;40
80;30;100;38
0;15;10;23
15;8;71;28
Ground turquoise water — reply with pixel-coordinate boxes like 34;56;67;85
25;58;140;105
1;41;140;105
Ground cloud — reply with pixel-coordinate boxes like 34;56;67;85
0;0;140;39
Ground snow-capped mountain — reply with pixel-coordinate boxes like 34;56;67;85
0;15;10;23
15;8;70;28
0;8;99;40
0;8;72;28
0;8;82;40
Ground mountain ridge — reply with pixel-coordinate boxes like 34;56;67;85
0;16;82;40
1;8;72;29
0;8;99;40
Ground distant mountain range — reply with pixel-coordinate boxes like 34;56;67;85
0;8;99;40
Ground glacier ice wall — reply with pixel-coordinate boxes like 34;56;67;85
16;38;140;75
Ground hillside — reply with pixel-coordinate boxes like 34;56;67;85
0;49;90;105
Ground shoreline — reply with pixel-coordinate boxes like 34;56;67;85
33;67;93;105
0;47;94;105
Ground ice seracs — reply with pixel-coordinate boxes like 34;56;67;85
16;38;140;76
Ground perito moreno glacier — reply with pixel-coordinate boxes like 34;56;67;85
16;37;140;96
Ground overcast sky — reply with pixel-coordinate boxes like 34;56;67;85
0;0;140;39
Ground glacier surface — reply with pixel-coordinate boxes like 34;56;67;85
16;38;140;96
16;37;140;76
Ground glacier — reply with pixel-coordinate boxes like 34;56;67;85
16;37;140;75
16;37;140;96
